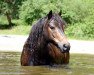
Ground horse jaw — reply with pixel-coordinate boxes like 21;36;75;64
47;43;70;64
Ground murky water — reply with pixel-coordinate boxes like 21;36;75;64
0;52;94;75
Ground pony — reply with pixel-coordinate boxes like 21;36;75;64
21;10;70;66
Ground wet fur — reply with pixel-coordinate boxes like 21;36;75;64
21;13;70;66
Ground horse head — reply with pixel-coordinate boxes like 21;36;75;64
43;10;70;53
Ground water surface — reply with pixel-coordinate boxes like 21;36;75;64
0;52;94;75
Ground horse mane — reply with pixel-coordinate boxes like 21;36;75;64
26;17;48;52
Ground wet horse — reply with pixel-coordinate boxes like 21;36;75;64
21;10;70;66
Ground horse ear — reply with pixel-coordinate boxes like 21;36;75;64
47;10;53;20
58;10;62;16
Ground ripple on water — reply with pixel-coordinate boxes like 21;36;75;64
0;52;94;75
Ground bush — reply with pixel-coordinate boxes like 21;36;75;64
19;0;63;25
61;0;90;23
64;0;94;39
19;0;94;39
19;0;91;25
65;22;94;39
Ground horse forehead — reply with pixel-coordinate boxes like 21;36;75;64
49;20;55;25
52;14;63;23
53;15;66;26
50;17;62;26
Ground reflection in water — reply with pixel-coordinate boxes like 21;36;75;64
0;52;94;75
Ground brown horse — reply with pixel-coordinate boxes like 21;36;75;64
21;10;70;66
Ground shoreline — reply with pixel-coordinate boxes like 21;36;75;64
0;35;94;54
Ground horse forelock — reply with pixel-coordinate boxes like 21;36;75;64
50;13;66;27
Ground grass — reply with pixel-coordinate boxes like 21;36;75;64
0;25;31;35
0;18;31;35
0;16;31;35
65;23;94;40
0;18;94;40
65;35;94;41
0;23;94;40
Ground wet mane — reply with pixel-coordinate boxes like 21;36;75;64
28;18;46;48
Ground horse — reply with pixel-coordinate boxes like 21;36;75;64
21;10;70;66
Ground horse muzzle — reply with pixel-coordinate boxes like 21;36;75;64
58;42;70;53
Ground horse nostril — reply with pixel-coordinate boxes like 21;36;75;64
63;44;68;48
63;44;70;51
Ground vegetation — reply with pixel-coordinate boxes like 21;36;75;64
0;0;94;40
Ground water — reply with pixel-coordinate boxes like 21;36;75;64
0;52;94;75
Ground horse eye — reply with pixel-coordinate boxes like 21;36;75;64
50;26;55;29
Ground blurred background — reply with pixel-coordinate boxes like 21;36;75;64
0;0;94;40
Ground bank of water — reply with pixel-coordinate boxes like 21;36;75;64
0;52;94;75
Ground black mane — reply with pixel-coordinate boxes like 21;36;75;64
28;17;46;49
25;17;51;65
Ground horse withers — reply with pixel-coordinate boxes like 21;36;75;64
21;10;70;66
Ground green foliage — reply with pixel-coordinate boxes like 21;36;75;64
0;0;94;40
0;15;8;24
0;0;24;19
65;22;94;40
19;0;63;25
62;0;91;23
64;0;94;39
0;19;31;35
19;0;91;24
